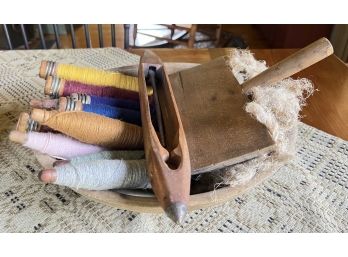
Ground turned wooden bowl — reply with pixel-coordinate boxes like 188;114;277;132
32;62;280;213
36;33;334;214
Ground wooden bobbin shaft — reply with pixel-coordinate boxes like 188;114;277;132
39;61;57;79
9;130;28;144
31;109;58;123
241;37;334;93
16;112;30;132
30;99;59;109
58;97;83;112
44;76;65;97
70;93;91;104
16;112;41;132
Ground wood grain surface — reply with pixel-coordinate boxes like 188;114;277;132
169;57;275;174
130;48;348;140
241;38;334;92
138;51;191;213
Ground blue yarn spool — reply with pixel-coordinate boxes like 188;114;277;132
71;93;154;112
83;104;142;126
90;95;140;111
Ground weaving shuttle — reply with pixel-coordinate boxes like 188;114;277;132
138;50;191;223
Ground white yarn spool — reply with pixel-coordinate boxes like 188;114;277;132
55;159;150;190
69;150;145;165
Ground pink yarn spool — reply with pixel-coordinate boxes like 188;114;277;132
24;132;105;159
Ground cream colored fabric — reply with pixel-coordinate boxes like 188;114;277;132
0;48;347;232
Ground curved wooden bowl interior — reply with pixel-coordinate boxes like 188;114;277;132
35;151;278;213
79;165;278;213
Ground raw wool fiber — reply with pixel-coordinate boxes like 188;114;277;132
217;49;314;187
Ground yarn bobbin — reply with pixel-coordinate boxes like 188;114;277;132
70;93;141;112
30;108;144;149
44;75;142;101
40;60;153;95
30;98;59;109
16;112;41;132
31;109;57;123
70;93;91;104
58;97;81;112
39;60;57;79
58;96;142;126
45;76;65;98
10;130;106;160
9;130;28;144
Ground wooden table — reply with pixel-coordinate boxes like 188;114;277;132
130;48;348;140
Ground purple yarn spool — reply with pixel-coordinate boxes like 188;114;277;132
63;80;140;101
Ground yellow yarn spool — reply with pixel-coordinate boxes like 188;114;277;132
56;63;153;95
31;109;143;149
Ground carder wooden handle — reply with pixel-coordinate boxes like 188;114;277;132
241;37;334;93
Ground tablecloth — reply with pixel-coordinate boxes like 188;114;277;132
0;48;347;232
